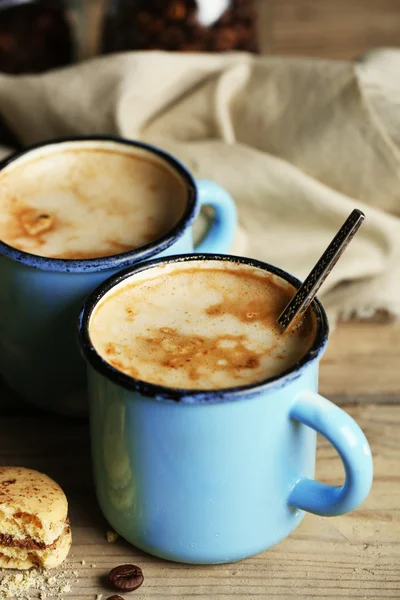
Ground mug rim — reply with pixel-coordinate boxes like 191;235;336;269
77;253;330;403
0;136;197;273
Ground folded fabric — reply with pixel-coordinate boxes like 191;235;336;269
0;48;399;322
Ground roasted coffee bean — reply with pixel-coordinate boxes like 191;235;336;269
106;596;124;600
108;564;144;592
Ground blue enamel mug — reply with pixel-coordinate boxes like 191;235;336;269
0;138;236;415
78;254;373;564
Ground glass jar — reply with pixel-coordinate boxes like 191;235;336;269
101;0;259;54
0;0;73;74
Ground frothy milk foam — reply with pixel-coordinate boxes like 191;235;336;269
0;141;188;259
89;260;317;390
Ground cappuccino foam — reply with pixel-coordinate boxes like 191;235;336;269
89;260;317;390
0;141;187;259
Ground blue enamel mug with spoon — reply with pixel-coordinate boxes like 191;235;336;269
78;253;373;564
0;137;236;415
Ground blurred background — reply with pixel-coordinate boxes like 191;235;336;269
1;0;400;75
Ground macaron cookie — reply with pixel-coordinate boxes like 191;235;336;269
0;467;71;569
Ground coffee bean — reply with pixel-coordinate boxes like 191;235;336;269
108;564;144;592
106;596;124;600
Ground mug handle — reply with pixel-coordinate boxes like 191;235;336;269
288;391;373;516
195;180;237;253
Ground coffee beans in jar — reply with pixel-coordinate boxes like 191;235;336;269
101;0;259;54
0;0;73;74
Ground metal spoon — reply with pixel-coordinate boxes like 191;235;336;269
277;209;365;333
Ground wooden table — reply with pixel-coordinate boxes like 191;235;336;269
256;0;400;60
0;321;399;599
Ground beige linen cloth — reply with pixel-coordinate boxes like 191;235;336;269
0;48;399;323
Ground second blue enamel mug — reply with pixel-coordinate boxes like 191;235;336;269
0;137;236;415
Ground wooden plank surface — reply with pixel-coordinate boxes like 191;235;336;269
258;0;400;59
0;404;398;599
319;320;400;403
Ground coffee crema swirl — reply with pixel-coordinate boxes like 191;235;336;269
0;141;187;260
89;261;317;390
